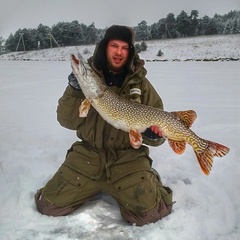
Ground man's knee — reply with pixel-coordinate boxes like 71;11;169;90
34;190;80;217
120;198;173;226
117;170;174;226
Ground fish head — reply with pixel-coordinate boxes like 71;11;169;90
71;54;89;83
71;54;100;82
70;54;106;98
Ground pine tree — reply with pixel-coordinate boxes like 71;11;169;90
176;11;191;37
136;21;149;41
0;36;6;54
165;13;176;38
189;10;199;36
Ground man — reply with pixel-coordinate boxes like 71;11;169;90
35;25;173;226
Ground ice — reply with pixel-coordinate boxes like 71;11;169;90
0;36;240;239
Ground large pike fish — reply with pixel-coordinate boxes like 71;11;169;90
70;54;229;175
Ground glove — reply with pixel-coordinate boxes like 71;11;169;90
68;72;81;90
149;125;163;137
143;125;163;140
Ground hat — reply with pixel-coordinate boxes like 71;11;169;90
93;25;135;71
104;25;134;46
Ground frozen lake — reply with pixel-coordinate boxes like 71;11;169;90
0;60;239;240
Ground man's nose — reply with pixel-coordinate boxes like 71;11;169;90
115;47;122;55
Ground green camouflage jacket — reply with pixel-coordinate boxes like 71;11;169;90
57;44;165;152
57;44;164;181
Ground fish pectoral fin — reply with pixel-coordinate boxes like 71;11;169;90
129;129;143;149
79;99;91;117
194;140;230;175
171;110;197;128
168;139;186;154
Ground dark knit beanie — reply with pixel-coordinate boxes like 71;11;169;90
104;25;134;46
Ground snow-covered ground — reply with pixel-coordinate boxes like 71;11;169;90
1;34;240;62
0;35;240;240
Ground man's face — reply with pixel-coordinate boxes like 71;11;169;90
106;39;129;73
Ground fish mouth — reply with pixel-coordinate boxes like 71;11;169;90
71;54;79;65
71;54;87;80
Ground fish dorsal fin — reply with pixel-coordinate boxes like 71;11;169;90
171;110;197;128
168;139;186;154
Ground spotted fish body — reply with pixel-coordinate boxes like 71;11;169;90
71;54;229;175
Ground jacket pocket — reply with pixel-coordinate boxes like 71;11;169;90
64;141;105;180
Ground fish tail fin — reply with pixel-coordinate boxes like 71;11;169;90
194;140;230;175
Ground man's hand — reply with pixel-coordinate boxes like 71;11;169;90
149;125;163;137
68;72;81;90
143;125;164;140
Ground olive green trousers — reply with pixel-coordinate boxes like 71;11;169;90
35;141;173;226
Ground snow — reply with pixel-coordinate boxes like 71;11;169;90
1;34;240;62
0;35;240;240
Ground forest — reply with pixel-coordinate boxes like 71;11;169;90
0;9;239;53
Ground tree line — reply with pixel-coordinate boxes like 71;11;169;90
1;9;239;53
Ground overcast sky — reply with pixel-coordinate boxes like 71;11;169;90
1;0;239;38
